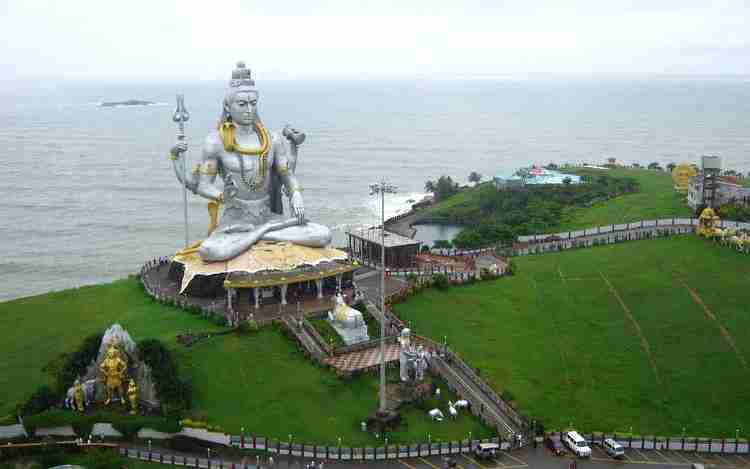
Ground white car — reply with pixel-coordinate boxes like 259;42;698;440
563;431;591;457
603;438;625;458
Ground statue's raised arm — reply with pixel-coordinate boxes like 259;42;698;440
168;62;331;262
169;136;225;203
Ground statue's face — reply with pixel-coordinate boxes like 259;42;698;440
227;91;258;126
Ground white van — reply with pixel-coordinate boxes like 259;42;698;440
563;431;591;457
603;438;625;458
474;442;499;460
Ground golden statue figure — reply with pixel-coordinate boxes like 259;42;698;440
697;207;722;238
99;342;128;405
127;379;139;415
73;379;85;412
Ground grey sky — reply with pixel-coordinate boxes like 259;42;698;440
1;0;748;81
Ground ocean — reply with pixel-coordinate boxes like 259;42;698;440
1;78;749;301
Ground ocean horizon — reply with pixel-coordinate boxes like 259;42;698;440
1;78;749;301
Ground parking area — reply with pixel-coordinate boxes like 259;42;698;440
246;446;750;469
587;444;750;468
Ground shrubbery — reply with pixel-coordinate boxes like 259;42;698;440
19;385;57;417
56;333;104;395
426;174;639;248
137;339;192;416
432;274;450;290
235;318;259;335
24;408;180;438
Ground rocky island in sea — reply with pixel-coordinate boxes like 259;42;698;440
99;99;155;107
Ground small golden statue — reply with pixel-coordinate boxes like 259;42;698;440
73;379;85;412
99;342;128;405
127;379;139;415
697;207;722;238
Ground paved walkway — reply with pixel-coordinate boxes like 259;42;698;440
324;342;401;372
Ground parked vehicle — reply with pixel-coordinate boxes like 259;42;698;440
474;442;500;460
544;436;566;456
603;438;625;458
562;431;591;458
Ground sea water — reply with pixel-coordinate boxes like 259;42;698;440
1;78;749;301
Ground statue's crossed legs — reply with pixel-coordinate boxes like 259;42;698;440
199;218;332;262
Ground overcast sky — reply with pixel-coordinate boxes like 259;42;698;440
1;0;749;81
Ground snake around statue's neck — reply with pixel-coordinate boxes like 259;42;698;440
218;120;271;189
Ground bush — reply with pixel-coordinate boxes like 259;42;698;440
57;332;104;396
433;239;453;249
137;339;192;415
432;274;450;290
20;385;58;417
75;448;125;469
236;319;259;335
500;388;515;403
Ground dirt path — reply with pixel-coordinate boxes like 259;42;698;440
599;272;664;388
678;278;748;369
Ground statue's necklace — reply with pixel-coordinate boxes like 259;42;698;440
219;121;270;189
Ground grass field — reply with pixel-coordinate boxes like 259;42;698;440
555;168;692;231
0;278;492;445
394;235;750;437
0;278;220;420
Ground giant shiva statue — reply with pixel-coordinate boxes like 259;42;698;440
170;62;332;261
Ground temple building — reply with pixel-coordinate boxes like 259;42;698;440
346;227;421;268
687;156;750;209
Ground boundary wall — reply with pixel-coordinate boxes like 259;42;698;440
515;218;750;256
518;218;750;243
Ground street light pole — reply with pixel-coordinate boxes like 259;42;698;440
370;181;397;414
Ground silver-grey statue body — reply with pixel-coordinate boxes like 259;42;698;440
170;63;331;261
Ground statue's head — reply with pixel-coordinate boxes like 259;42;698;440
105;342;121;360
401;328;411;339
221;62;260;127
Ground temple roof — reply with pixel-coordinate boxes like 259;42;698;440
346;227;421;248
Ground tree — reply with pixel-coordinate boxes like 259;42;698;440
562;177;572;185
468;171;482;185
666;162;676;173
433;239;453;249
424;180;435;194
631;162;642;169
648;162;662;171
432;175;459;201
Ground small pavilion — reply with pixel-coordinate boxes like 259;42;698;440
346;227;421;268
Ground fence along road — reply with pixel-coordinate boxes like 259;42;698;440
357;265;524;441
429;352;518;439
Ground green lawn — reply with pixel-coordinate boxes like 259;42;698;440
0;277;492;445
555;168;692;231
0;278;221;420
393;236;750;437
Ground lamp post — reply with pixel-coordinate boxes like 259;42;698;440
370;180;397;414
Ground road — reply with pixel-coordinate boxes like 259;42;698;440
253;445;750;469
127;445;749;469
